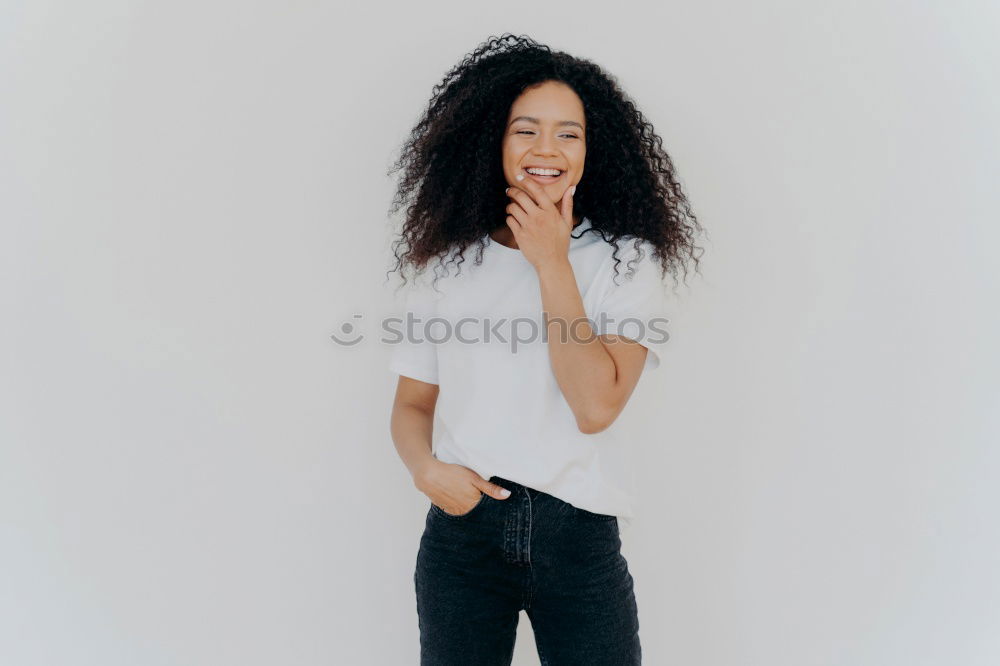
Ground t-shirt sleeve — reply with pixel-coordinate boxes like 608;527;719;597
593;242;670;371
388;278;440;385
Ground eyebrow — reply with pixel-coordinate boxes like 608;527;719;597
508;115;584;131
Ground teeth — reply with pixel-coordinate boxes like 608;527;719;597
526;168;561;176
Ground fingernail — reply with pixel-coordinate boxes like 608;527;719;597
505;187;510;194
500;488;511;497
515;172;524;181
570;185;577;195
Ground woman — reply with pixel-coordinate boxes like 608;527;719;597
387;34;703;665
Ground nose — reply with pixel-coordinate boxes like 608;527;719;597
533;134;558;156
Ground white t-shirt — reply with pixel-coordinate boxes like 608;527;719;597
387;216;669;534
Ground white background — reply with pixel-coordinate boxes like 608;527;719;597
2;1;998;664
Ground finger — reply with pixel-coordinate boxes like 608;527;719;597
505;201;530;227
514;168;556;211
561;184;576;229
505;186;539;217
505;214;521;240
475;478;513;499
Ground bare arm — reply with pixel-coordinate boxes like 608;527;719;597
536;258;649;433
503;172;649;434
390;376;439;485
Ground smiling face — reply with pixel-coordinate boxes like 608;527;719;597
502;80;586;213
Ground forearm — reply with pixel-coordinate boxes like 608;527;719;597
536;258;618;429
390;403;438;485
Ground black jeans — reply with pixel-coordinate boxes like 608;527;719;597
414;475;641;665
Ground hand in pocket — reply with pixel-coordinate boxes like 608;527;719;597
414;460;512;515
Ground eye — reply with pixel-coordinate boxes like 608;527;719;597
515;130;579;139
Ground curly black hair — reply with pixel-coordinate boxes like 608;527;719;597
386;33;705;292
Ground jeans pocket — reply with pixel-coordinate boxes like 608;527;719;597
431;491;488;519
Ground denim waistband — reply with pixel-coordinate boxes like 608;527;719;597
490;475;543;500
